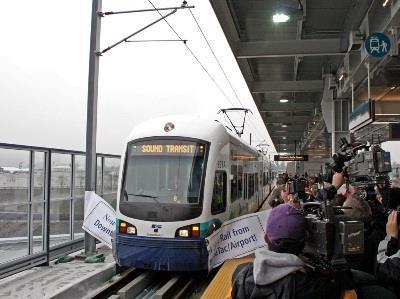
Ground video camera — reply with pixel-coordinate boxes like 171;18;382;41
324;138;391;194
302;201;364;271
287;179;306;194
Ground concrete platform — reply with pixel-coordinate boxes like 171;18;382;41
0;246;116;299
0;185;277;299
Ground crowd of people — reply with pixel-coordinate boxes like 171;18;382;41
232;171;400;298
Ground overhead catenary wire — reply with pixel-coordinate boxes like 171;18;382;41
188;8;241;105
125;39;187;43
148;0;266;143
146;0;236;130
187;6;267;142
147;0;235;112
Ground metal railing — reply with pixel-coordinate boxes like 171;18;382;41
0;143;120;278
392;167;400;179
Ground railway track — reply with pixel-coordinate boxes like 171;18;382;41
88;268;202;299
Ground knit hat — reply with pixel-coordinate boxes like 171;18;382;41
266;204;306;242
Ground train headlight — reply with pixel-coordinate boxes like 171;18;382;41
176;224;201;238
119;222;127;233
119;220;137;235
178;229;190;237
127;226;136;235
191;225;200;238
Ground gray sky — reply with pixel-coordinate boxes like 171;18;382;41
0;0;274;163
0;0;398;167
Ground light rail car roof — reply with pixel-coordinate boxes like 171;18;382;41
126;115;228;144
126;115;264;158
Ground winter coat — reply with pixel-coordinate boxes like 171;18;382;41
231;248;344;299
376;236;400;295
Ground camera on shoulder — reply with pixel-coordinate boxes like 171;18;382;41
287;178;307;201
301;201;364;272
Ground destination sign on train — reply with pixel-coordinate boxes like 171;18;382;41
274;155;309;161
131;143;205;155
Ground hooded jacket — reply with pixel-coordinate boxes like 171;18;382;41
232;248;344;299
253;248;304;285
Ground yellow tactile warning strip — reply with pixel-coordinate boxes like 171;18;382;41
201;256;254;299
342;290;358;299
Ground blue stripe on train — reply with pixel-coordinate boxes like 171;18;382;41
115;234;208;271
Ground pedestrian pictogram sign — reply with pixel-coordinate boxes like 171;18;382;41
365;33;391;58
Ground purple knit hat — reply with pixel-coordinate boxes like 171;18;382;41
266;204;306;242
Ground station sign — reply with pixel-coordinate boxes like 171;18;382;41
274;155;309;161
349;99;375;132
130;142;206;156
365;33;391;58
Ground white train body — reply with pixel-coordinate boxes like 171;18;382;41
114;115;273;271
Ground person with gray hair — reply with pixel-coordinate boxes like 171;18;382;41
267;185;285;208
341;195;379;274
342;195;372;223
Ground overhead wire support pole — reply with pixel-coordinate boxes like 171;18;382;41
85;0;102;257
84;1;190;257
126;39;187;43
98;9;178;55
100;5;195;16
218;108;252;137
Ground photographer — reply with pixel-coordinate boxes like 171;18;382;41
341;194;380;275
281;181;302;209
315;171;346;202
231;203;397;299
267;185;285;208
232;203;347;299
325;179;387;275
376;199;400;295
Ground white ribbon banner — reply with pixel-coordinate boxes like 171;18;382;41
83;191;116;248
206;209;270;270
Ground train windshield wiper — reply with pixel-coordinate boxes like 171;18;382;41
123;190;158;201
125;191;168;212
128;193;158;199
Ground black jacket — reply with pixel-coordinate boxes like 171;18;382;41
376;236;400;296
353;207;387;274
232;262;344;299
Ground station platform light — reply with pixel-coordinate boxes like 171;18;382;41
273;13;290;23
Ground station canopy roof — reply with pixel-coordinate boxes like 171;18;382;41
210;0;400;157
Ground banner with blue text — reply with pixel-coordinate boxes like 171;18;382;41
206;210;270;270
83;191;116;248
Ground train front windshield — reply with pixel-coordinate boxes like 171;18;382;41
119;139;208;222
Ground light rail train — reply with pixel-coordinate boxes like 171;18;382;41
113;115;275;271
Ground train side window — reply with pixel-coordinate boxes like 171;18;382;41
263;172;268;186
231;164;237;202
244;174;248;200
248;174;254;198
212;171;227;214
255;173;259;193
237;165;243;200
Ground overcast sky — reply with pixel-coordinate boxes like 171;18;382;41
0;0;274;165
0;0;398;167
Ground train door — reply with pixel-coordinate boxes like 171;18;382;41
229;161;243;218
255;172;259;208
243;173;248;201
211;171;227;216
229;162;240;219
